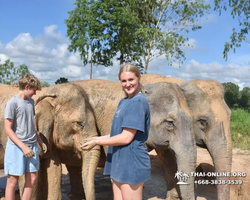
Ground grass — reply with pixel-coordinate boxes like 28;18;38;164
231;108;250;150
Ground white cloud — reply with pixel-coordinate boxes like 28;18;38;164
0;54;9;63
176;59;250;88
185;39;197;49
44;25;68;44
62;65;82;77
0;26;82;85
5;33;51;58
237;82;245;90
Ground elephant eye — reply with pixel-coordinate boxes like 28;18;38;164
198;117;208;130
164;118;175;130
76;122;84;130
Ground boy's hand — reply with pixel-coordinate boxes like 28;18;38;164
22;146;35;158
41;143;47;153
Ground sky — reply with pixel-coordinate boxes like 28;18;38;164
0;0;249;88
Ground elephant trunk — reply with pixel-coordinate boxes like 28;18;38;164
206;124;232;200
152;135;196;200
81;147;101;200
171;140;197;200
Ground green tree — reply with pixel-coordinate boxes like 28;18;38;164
0;59;30;85
222;82;240;108
239;87;250;109
66;0;120;79
66;0;210;74
214;0;250;60
132;0;211;73
55;77;68;84
41;81;50;87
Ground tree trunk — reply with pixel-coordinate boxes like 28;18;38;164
120;53;124;66
90;46;93;79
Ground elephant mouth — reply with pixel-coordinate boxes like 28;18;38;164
155;141;170;149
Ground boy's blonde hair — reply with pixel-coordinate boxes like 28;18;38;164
19;74;41;90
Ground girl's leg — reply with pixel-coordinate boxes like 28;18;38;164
112;179;123;200
5;175;19;200
22;172;37;200
112;179;144;200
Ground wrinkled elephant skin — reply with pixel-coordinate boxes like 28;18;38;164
0;83;100;200
181;80;232;200
73;79;196;200
141;74;232;200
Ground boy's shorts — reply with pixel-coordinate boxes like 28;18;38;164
4;143;40;176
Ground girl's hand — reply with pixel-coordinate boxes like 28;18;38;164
80;140;97;150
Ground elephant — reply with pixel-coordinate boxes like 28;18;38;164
0;83;100;200
140;74;232;200
0;80;197;200
72;79;197;200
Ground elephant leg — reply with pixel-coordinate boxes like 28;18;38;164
46;152;62;200
66;165;85;200
26;155;62;200
81;147;101;200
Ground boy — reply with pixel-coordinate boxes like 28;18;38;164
4;74;47;200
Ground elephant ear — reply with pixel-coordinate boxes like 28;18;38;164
36;94;62;114
140;83;150;95
35;94;57;106
35;94;58;156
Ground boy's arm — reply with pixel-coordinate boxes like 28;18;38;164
36;132;47;153
4;118;35;158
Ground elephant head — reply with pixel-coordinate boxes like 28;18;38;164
143;82;196;200
27;83;100;200
180;80;232;200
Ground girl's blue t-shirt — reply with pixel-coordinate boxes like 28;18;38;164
103;93;151;185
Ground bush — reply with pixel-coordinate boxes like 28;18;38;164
231;108;250;150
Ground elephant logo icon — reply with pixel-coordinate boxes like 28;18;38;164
175;170;189;185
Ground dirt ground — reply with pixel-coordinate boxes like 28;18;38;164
0;148;249;200
63;148;250;200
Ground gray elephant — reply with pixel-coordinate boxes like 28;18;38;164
0;83;100;200
141;74;232;200
73;79;197;200
181;79;232;200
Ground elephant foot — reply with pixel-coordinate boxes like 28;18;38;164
69;193;85;200
166;190;183;200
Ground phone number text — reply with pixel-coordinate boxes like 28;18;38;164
194;179;243;185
